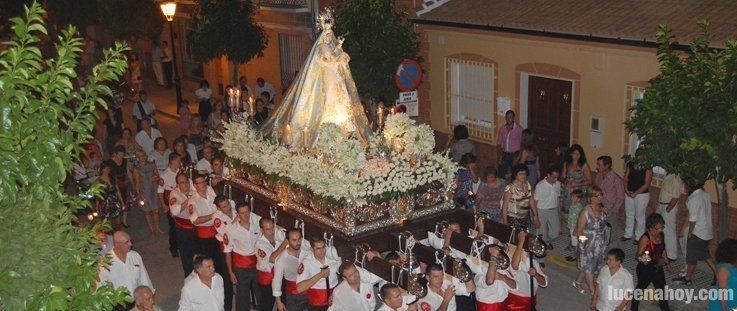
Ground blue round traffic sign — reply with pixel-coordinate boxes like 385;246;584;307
395;59;422;92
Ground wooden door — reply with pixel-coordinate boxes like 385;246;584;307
527;76;572;170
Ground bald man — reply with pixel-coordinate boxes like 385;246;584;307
98;230;154;306
131;285;162;311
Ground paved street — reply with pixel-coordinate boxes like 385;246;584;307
104;79;714;310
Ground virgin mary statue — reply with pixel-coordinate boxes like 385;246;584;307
258;8;371;147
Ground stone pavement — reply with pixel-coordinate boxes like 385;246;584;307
106;78;716;310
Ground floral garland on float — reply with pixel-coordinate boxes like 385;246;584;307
217;114;458;235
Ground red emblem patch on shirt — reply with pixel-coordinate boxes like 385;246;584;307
297;263;304;275
223;234;229;245
366;293;371;300
169;197;176;206
134;264;140;268
258;249;266;258
214;218;221;228
188;204;194;214
159;178;164;186
420;301;431;311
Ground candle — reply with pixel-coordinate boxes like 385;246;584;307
87;214;94;221
468;190;474;196
303;127;309;149
250;196;254;210
139;199;145;206
377;106;384;127
248;96;255;116
390;107;395;115
578;235;588;242
285;124;291;146
92;211;99;217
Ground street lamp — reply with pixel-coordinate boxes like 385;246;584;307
160;1;183;106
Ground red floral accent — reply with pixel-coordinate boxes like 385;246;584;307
366;293;371;300
258;249;266;258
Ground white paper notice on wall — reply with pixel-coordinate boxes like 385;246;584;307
497;97;511;116
590;116;603;148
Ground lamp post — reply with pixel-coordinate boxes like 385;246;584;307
160;1;183;106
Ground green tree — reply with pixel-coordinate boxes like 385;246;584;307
0;2;130;309
625;22;737;240
189;0;268;84
333;0;421;102
46;0;99;30
97;0;163;40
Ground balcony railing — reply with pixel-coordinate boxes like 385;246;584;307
257;0;308;9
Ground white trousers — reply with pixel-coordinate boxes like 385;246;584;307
624;193;650;240
152;61;164;85
657;202;679;260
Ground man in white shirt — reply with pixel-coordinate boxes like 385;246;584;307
674;182;717;285
328;261;384;311
273;227;311;311
190;174;232;311
255;77;276;107
506;231;548;310
469;246;517;311
135;118;162;156
179;255;225;311
157;152;181;259
417;263;475;311
532;166;562;247
168;171;198;276
378;283;417;311
131;285;163;311
195;146;214;174
132;91;157;130
297;236;342;310
256;218;285;311
657;172;683;262
98;231;154;301
223;200;262;311
591;248;633;311
150;42;164;87
161;41;173;89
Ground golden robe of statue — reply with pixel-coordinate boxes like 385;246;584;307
258;9;371;148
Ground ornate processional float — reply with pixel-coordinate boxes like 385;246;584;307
216;9;457;237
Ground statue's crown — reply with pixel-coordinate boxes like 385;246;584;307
317;8;334;31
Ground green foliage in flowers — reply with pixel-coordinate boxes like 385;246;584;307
625;22;737;239
0;3;130;309
333;0;421;102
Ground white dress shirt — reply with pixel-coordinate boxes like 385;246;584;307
595;265;634;311
256;230;286;274
178;273;225;311
377;294;416;311
508;256;547;297
417;277;470;311
148;149;171;173
272;242;312;297
188;186;217;226
328;267;383;311
135;128;162;156
98;249;153;295
534;178;561;210
223;213;263;256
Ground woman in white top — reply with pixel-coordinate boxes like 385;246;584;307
148;137;171;173
195;80;213;123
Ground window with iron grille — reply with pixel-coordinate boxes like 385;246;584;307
446;57;495;141
279;34;306;91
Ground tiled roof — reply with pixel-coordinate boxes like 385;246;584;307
412;0;737;48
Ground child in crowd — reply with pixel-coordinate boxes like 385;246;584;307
566;189;584;261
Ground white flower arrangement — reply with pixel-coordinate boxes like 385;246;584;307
218;119;457;206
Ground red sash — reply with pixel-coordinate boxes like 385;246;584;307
257;267;274;285
173;217;195;230
285;280;299;295
196;225;217;239
233;252;257;269
505;293;534;311
307;288;332;307
476;301;506;311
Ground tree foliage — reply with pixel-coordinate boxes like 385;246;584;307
97;0;163;40
0;2;130;309
189;0;268;67
625;22;737;238
333;0;421;101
